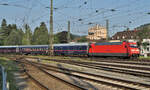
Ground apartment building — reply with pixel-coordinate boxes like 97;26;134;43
86;25;107;40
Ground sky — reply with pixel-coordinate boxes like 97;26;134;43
0;0;150;36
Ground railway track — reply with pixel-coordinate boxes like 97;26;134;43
45;59;150;77
65;60;150;71
17;59;86;90
24;55;150;66
24;56;150;78
16;56;150;89
43;55;150;62
30;60;150;90
24;70;49;90
6;55;150;89
92;59;150;66
18;62;49;90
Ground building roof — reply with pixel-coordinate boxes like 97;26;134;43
111;30;139;40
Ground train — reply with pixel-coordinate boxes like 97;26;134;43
0;41;140;58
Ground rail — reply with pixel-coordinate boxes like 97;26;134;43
32;61;150;89
17;59;86;90
15;57;150;89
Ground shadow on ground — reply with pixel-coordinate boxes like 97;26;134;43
57;64;99;90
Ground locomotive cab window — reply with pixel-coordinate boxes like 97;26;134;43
125;45;127;48
130;45;138;48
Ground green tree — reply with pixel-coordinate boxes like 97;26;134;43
32;22;49;45
56;31;68;43
22;24;32;45
53;35;59;43
4;29;22;45
54;31;80;43
32;27;39;45
77;36;87;42
0;19;9;45
137;27;150;43
138;27;150;40
7;24;12;35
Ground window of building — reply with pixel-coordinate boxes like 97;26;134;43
147;48;149;52
117;36;119;39
122;36;125;39
88;32;94;35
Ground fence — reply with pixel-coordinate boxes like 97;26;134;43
0;65;9;90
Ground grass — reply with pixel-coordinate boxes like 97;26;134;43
0;57;19;90
139;56;150;60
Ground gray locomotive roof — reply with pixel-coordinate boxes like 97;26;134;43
95;42;122;45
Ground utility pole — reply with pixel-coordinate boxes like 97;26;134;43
106;19;109;41
67;21;71;43
49;0;53;55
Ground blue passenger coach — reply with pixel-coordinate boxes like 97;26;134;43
0;43;89;56
54;43;88;56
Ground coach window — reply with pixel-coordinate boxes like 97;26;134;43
69;46;71;50
62;46;65;50
60;47;62;50
54;47;56;50
78;46;81;50
71;46;74;50
56;47;58;50
79;46;82;50
82;46;86;50
65;46;67;50
76;46;79;50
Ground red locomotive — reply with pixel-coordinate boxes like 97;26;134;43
88;41;139;58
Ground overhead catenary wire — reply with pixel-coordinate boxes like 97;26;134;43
0;0;150;36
